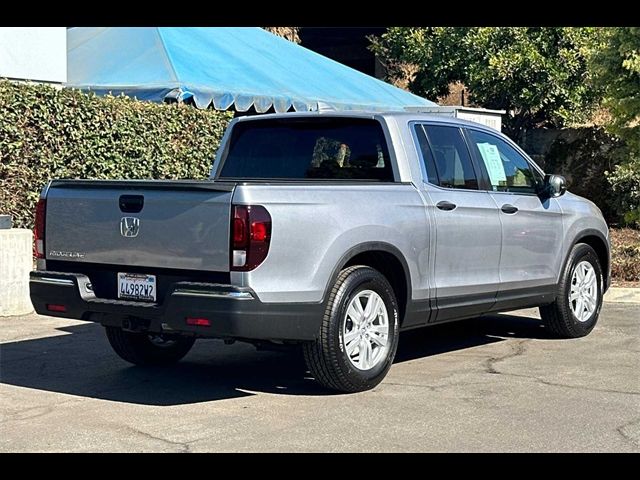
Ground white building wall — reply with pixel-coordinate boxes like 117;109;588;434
0;27;66;83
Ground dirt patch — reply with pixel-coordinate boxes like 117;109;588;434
610;228;640;283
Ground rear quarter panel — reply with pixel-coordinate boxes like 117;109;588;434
231;183;430;304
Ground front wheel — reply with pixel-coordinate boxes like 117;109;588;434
105;327;196;366
303;266;400;393
540;243;603;338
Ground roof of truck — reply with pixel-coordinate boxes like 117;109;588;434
232;110;505;136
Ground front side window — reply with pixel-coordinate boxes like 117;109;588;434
467;129;543;194
423;125;479;190
219;118;393;181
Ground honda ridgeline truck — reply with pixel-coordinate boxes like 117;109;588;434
30;112;610;392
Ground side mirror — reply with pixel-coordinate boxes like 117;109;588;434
543;174;567;198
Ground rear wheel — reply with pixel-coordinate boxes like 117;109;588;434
540;243;603;338
105;327;196;366
303;266;400;393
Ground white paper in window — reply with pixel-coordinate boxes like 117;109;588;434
477;142;507;186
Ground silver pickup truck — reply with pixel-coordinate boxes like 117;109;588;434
30;112;610;392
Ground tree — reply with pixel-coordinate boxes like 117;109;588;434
263;27;300;44
591;27;640;151
591;28;640;226
370;27;603;141
369;27;467;98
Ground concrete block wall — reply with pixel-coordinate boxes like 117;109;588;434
0;229;34;316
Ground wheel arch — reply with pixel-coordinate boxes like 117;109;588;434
572;229;611;292
322;242;412;325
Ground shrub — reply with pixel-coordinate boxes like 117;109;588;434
0;80;232;229
607;154;640;228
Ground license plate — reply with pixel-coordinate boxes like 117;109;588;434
117;273;156;302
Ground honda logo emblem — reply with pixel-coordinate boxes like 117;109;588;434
120;217;140;238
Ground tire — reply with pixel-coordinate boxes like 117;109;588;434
303;266;400;393
105;327;196;366
540;243;603;338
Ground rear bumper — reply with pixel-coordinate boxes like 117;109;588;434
29;271;323;341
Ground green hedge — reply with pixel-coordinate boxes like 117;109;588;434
607;155;640;228
0;80;233;229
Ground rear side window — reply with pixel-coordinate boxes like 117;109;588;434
219;118;394;181
414;124;439;185
423;125;478;190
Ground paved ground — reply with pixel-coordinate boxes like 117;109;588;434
1;303;638;452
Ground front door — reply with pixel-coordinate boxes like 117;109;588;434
464;128;564;309
414;124;502;321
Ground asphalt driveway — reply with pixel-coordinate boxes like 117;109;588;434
1;303;638;452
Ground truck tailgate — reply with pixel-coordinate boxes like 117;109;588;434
44;180;235;272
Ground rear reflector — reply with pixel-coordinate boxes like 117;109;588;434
46;304;67;313
186;317;211;327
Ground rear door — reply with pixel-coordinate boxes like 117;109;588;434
464;128;564;307
414;123;502;321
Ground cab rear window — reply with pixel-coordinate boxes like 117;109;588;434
219;117;394;181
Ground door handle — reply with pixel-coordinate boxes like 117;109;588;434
501;204;518;214
436;201;457;211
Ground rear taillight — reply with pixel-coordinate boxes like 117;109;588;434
34;199;46;259
231;205;271;271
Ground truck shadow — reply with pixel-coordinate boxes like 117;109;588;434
0;313;552;405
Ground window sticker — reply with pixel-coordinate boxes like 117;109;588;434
476;142;507;186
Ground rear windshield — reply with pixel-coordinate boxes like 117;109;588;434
219;117;394;181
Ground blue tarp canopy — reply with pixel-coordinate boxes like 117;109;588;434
66;27;435;113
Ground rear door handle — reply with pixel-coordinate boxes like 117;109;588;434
501;204;518;214
436;201;457;211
